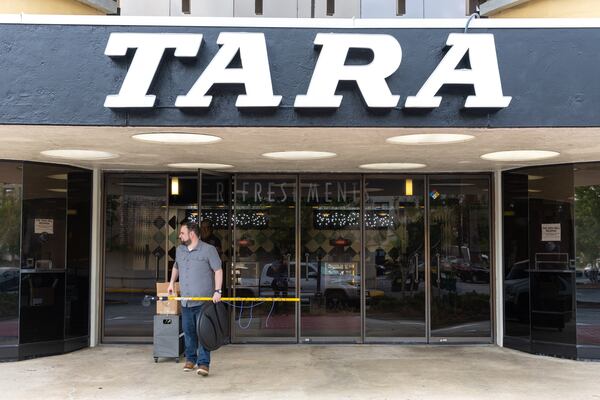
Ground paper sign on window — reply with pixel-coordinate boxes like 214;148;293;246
34;219;54;234
541;223;561;241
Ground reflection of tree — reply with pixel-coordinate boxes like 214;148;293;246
0;185;21;265
575;185;600;265
430;206;457;255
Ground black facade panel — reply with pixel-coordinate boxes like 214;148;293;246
1;24;600;128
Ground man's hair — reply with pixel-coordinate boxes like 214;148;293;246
184;221;200;237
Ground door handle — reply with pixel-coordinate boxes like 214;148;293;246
436;253;441;286
414;253;419;283
305;253;309;280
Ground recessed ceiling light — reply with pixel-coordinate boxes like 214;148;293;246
167;163;234;169
48;188;67;193
386;134;474;145
481;150;560;162
359;163;427;170
528;189;542;193
132;133;222;144
48;174;68;180
528;175;544;181
262;151;337;161
41;149;117;160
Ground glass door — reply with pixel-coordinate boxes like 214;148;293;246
103;174;167;341
230;174;297;342
198;170;232;296
166;173;198;283
364;175;426;342
427;175;492;343
299;175;361;342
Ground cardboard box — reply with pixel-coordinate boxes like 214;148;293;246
156;282;181;315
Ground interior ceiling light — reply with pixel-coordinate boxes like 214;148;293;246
171;177;179;196
48;188;67;193
261;151;337;161
132;133;222;144
480;150;560;162
359;163;427;170
41;149;117;160
405;179;413;196
386;134;475;145
167;163;233;169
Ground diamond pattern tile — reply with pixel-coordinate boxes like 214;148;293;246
152;246;165;259
168;246;177;261
153;216;166;229
153;231;165;244
169;230;179;245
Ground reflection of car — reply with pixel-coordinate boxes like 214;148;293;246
583;262;599;283
504;260;530;322
505;259;575;330
234;261;382;309
0;267;19;292
451;261;490;283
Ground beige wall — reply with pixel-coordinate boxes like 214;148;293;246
0;0;102;15
491;0;600;18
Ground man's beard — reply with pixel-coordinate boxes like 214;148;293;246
181;238;191;246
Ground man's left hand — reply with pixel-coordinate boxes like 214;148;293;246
212;292;222;303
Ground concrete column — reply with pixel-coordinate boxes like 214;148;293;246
494;169;504;346
90;168;102;347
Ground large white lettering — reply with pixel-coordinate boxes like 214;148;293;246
176;32;281;108
104;32;511;113
405;33;511;109
104;33;203;108
295;33;402;108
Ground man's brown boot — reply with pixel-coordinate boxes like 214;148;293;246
196;365;209;376
183;361;195;371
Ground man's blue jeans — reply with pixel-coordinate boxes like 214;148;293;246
181;305;211;366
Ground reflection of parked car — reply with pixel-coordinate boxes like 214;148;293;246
505;260;530;322
505;259;575;331
451;261;490;283
584;261;600;283
234;261;381;309
0;267;19;292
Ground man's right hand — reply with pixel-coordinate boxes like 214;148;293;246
167;283;174;294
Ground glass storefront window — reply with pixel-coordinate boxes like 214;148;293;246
0;162;22;346
65;171;92;338
103;172;494;345
574;164;600;358
503;164;578;359
20;163;70;344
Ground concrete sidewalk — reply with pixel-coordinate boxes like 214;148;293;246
2;344;600;400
